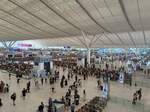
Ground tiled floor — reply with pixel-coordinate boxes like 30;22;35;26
0;67;149;112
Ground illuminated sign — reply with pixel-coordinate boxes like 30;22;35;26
18;43;32;47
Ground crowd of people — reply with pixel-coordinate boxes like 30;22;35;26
0;80;9;93
70;64;132;86
0;61;143;112
0;63;33;78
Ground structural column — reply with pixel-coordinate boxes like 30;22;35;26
110;48;114;70
87;48;91;65
125;48;128;60
50;61;53;70
78;31;103;66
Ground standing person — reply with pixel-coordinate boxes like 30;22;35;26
51;85;55;93
61;96;65;103
71;103;75;112
6;84;9;93
38;102;44;112
62;75;65;81
98;80;103;90
45;77;47;83
48;97;53;112
27;81;31;93
9;73;11;80
11;92;16;106
71;72;73;79
17;78;20;84
60;80;64;88
83;89;86;101
129;76;132;86
68;88;71;96
132;92;137;105
65;79;68;86
41;78;43;85
137;88;142;100
67;73;70;80
0;98;2;107
75;75;78;82
22;88;27;100
106;63;109;70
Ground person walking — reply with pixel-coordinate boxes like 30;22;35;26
51;85;55;93
48;97;53;112
65;79;68;86
38;102;44;112
9;73;11;80
75;75;78;82
17;78;20;84
0;98;2;107
41;78;43;85
27;81;31;93
132;92;137;105
83;89;86;101
6;84;9;93
71;103;75;112
67;73;70;80
11;92;16;106
60;80;64;88
137;88;142;100
22;88;27;100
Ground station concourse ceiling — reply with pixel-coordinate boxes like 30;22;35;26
0;0;150;48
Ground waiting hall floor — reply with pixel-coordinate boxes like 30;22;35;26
0;68;150;112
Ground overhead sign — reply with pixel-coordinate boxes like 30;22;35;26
17;43;32;47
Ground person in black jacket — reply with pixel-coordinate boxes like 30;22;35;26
38;102;44;112
65;79;68;86
27;81;31;93
71;103;75;112
11;92;16;106
0;98;2;107
9;73;11;80
22;88;27;100
137;88;142;100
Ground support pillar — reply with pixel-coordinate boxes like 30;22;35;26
87;48;91;65
135;48;139;56
125;48;128;60
110;48;114;70
77;31;103;67
50;61;53;70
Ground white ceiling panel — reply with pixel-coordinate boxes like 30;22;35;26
100;34;112;45
117;33;133;45
0;0;17;11
0;0;148;48
131;31;145;45
107;34;121;45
